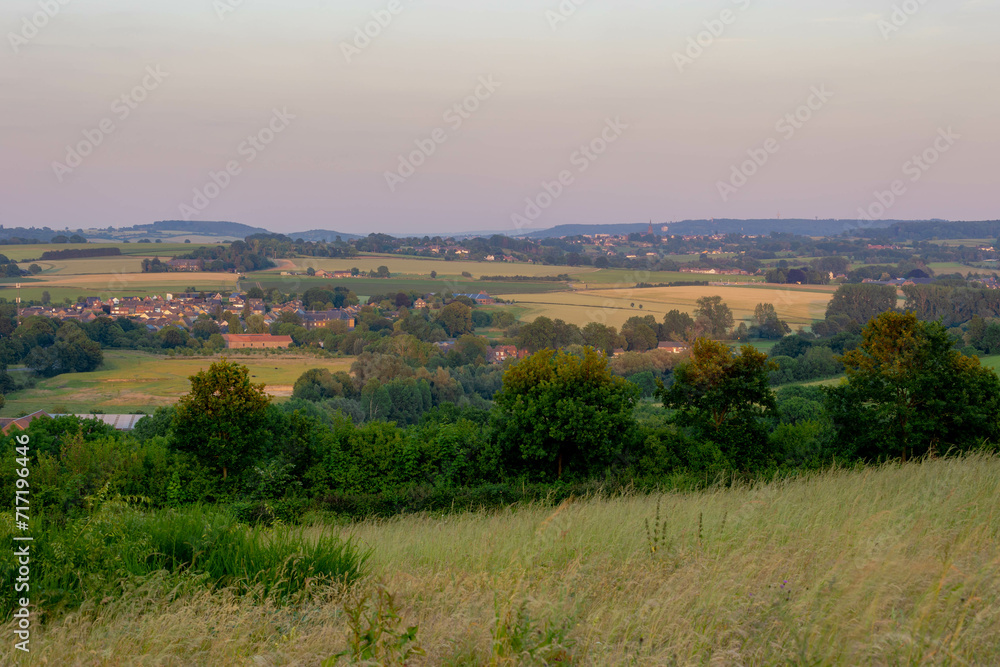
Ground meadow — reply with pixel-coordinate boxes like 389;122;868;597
248;273;566;299
6;454;999;665
500;284;837;329
1;351;354;415
278;255;596;279
2;243;200;261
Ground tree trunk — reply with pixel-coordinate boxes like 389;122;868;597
223;466;228;479
558;452;563;479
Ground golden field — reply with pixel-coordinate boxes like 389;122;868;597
500;284;838;329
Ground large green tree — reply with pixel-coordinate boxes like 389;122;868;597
491;347;639;480
661;309;695;341
824;283;897;328
621;316;659;352
172;359;272;479
694;296;734;338
659;338;777;469
752;303;791;339
825;311;1000;460
437;302;474;337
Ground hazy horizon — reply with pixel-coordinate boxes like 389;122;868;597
3;1;998;236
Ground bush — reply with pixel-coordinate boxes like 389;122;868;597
1;503;370;620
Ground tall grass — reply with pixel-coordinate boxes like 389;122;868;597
4;454;1000;664
1;504;369;621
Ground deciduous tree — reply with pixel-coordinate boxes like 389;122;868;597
172;359;272;479
491;347;639;480
659;338;777;469
825;311;1000;460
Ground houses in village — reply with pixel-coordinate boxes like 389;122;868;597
17;291;508;342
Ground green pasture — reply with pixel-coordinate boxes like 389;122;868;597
1;242;204;261
1;350;354;416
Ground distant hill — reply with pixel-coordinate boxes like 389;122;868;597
141;220;271;236
80;220;272;243
288;229;363;242
0;226;76;243
521;219;904;239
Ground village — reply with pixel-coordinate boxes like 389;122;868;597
13;289;538;363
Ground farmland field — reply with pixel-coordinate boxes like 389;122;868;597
1;242;203;260
247;273;567;298
14;454;1000;664
18;257;148;275
0;271;239;303
927;262;976;276
0;351;354;416
573;268;762;288
500;284;837;329
276;255;595;279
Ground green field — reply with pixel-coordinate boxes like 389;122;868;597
501;284;836;329
280;254;595;279
927;262;976;276
1;242;204;261
17;454;1000;664
980;355;1000;373
248;273;567;298
1;351;354;416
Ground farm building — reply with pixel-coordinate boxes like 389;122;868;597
222;334;293;349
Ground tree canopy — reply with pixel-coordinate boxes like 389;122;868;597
659;338;777;469
172;359;272;479
491;347;639;480
825;311;1000;460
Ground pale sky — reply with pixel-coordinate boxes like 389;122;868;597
2;0;998;236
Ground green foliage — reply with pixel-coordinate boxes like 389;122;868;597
23;320;103;377
660;338;777;470
821;283;897;332
661;309;695;341
751;302;791;339
622;315;659;352
491;347;640;480
825;311;1000;460
293;368;354;401
514;316;582;353
437;301;473;337
491;599;576;665
172;359;272;479
694;296;734;338
325;586;424;666
1;504;369;619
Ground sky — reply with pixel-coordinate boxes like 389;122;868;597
1;0;998;236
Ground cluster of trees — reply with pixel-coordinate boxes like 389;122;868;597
39;248;121;260
0;228;89;244
508;296;763;356
0;308;103;394
245;233;358;260
812;284;898;337
5;312;996;528
141;241;275;273
903;284;1000;327
965;315;1000;355
141;258;171;273
0;255;25;278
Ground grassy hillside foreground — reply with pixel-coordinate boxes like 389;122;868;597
6;454;1000;665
